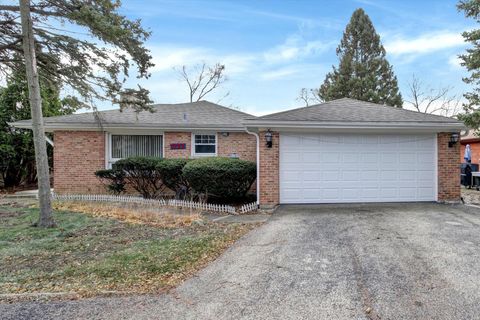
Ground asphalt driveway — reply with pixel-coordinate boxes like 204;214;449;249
2;203;480;320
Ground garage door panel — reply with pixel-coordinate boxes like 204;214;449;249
282;152;301;163
342;171;360;181
399;153;415;163
399;171;416;181
303;189;322;200
303;171;321;181
342;153;359;163
303;152;320;162
359;188;380;198
381;152;397;163
380;188;397;198
323;189;340;200
398;188;417;199
280;133;436;203
360;171;379;180
322;153;341;162
417;170;434;181
417;187;434;198
381;170;398;180
342;189;360;200
360;180;380;188
322;171;339;181
417;152;433;163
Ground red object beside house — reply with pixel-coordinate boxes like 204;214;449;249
460;131;480;164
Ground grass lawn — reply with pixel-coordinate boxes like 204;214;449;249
0;202;257;298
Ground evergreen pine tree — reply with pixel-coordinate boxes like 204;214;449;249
318;8;403;107
457;0;480;129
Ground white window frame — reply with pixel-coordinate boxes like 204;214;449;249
191;132;217;157
105;132;165;168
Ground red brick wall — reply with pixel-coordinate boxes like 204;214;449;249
460;141;480;165
438;132;461;202
217;132;256;162
258;131;279;208
53;131;105;194
164;132;191;158
54;130;257;195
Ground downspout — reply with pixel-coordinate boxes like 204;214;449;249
245;127;260;206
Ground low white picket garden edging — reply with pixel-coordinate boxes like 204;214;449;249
51;193;258;215
239;202;258;214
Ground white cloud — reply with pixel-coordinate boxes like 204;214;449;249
263;35;333;63
260;67;299;81
149;46;209;72
385;31;465;56
221;54;257;74
448;55;463;69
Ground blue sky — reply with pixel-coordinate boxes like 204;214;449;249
116;0;472;115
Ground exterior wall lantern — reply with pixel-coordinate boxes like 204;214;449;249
265;129;273;148
449;132;460;148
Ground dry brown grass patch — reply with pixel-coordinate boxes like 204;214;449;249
52;201;203;228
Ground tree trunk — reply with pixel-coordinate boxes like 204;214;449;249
19;0;55;227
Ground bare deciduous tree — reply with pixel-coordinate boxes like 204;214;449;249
405;75;461;117
176;63;228;102
296;88;323;107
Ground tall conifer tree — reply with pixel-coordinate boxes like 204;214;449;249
318;8;403;107
457;0;480;129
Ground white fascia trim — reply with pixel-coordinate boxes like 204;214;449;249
10;123;247;132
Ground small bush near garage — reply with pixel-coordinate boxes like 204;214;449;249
155;158;191;199
183;157;256;200
112;157;165;199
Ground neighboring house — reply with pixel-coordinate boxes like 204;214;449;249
10;98;464;208
460;131;480;164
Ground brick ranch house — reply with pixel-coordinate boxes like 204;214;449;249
11;98;464;208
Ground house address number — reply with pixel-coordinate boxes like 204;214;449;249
170;143;186;150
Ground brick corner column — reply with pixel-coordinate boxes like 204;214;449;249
53;130;106;194
259;130;279;209
437;132;461;203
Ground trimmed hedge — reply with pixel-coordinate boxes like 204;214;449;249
112;157;165;199
155;158;191;198
94;169;126;195
183;157;256;199
95;156;257;201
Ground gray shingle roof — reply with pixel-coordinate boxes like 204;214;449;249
253;98;462;123
11;101;254;130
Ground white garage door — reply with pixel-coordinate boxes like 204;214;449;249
280;133;436;203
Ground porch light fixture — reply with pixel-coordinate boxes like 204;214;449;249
449;132;460;148
265;129;273;148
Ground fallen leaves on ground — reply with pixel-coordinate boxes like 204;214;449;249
0;203;259;300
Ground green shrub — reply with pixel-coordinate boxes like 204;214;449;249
183;157;256;200
112;157;164;199
155;158;191;198
94;169;126;195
